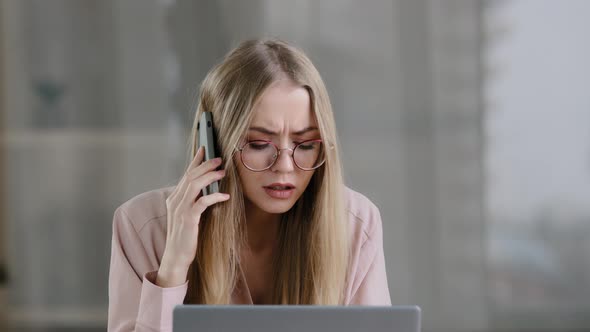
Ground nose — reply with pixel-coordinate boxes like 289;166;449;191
271;147;295;173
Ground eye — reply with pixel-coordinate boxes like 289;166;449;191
248;141;271;150
298;143;316;150
297;140;321;151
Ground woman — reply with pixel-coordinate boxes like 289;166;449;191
108;38;390;332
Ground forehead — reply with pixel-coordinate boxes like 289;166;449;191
250;80;316;127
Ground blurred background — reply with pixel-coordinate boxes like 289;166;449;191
1;0;589;331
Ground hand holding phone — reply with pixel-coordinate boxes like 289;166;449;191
157;145;229;288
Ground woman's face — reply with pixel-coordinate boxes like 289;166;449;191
235;79;320;216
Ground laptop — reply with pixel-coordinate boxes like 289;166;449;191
173;305;421;332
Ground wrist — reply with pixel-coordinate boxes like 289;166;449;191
156;255;189;288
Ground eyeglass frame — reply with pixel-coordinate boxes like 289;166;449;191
234;138;334;172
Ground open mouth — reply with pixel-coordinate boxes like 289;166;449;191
263;183;295;199
263;182;295;190
264;185;294;190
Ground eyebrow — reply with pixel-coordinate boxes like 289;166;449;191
248;126;319;136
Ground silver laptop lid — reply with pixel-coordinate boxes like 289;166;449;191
173;305;421;332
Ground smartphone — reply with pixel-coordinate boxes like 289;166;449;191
198;111;220;196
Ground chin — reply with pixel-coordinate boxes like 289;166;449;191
252;189;302;214
256;199;297;214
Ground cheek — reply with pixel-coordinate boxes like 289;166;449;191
233;155;247;182
234;161;261;196
293;170;315;194
302;169;316;182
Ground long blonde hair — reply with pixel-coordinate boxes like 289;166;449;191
184;38;349;304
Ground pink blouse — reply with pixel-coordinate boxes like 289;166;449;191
108;186;391;331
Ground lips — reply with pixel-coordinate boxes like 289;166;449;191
263;182;295;190
263;183;295;199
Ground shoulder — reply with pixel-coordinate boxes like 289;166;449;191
112;186;175;265
115;186;174;233
342;186;386;302
110;186;175;278
112;186;176;268
344;185;383;245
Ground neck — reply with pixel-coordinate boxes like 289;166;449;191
244;199;280;254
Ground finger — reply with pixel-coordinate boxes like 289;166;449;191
181;169;226;210
186;156;222;183
169;147;207;207
186;146;206;172
178;158;222;208
191;192;231;216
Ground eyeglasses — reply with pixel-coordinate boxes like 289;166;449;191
235;139;332;172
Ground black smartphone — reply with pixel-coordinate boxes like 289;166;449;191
198;112;220;196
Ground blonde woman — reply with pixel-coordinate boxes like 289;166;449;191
108;39;390;332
